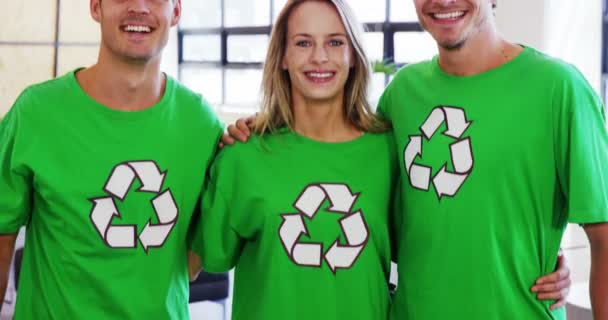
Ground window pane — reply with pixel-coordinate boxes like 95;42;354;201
2;1;56;42
183;35;221;62
181;67;223;105
348;0;386;23
227;35;269;63
60;0;100;43
225;69;263;107
180;0;221;28
0;45;54;115
394;32;438;63
225;0;270;27
362;32;384;62
390;0;419;22
57;45;98;76
273;0;288;22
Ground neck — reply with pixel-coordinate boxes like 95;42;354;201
437;26;523;76
76;46;165;112
292;93;361;143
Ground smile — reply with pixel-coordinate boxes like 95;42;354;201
432;11;466;20
305;71;336;83
122;25;152;33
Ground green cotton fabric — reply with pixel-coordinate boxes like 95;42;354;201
0;70;223;319
379;46;608;320
193;129;399;320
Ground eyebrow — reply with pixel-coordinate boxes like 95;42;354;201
291;33;348;38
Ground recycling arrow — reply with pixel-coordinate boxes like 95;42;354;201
293;243;323;267
278;183;368;273
325;241;365;273
404;136;422;173
106;225;137;248
320;184;359;213
432;166;468;199
403;106;474;199
90;160;178;251
90;197;120;239
294;185;326;218
279;214;307;255
339;211;368;246
130;161;166;193
450;138;473;174
139;222;175;252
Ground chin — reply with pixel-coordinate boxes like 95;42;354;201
439;40;466;51
123;51;159;63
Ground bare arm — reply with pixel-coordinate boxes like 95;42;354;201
187;250;202;282
0;234;17;312
584;222;608;320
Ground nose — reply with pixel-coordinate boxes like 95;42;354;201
311;44;329;64
127;0;151;15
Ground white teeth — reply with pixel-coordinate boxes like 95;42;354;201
307;72;333;78
124;25;151;33
433;11;465;19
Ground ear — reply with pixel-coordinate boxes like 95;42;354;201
91;0;102;24
170;0;182;27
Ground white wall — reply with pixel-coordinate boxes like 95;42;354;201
496;0;602;93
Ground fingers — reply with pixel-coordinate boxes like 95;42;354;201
550;297;568;310
244;114;256;127
535;285;570;303
535;256;570;285
225;119;251;143
220;132;235;147
236;118;251;137
532;278;572;294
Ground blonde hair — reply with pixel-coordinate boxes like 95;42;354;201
252;0;389;135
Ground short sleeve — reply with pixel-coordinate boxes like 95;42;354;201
0;97;32;233
554;65;608;224
191;157;244;272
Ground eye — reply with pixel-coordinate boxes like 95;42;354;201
329;39;345;47
295;40;312;47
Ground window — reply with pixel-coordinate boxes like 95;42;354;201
0;0;100;115
178;0;437;111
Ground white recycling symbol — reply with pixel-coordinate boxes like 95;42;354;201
90;161;178;252
278;183;369;274
404;106;474;199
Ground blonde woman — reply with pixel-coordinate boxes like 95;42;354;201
195;0;571;319
192;0;397;319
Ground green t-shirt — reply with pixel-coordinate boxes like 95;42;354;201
378;47;608;320
193;129;398;320
0;70;223;319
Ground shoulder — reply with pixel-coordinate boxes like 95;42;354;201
390;59;436;86
380;59;435;107
170;76;224;130
214;134;267;164
7;71;76;122
366;130;397;157
524;48;590;86
527;48;601;107
15;72;74;110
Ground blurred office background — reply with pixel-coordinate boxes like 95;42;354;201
0;1;604;319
